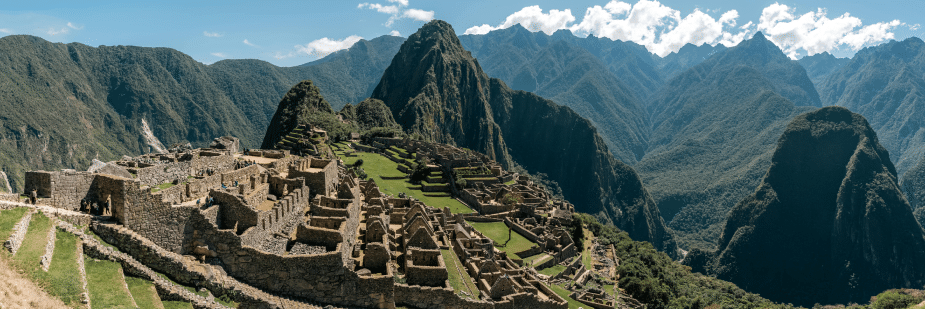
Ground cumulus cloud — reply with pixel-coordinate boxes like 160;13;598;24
243;39;258;47
358;3;398;14
211;52;229;58
203;31;222;37
402;9;434;22
389;30;401;36
465;1;905;59
358;1;434;27
47;27;69;35
464;5;575;35
757;3;902;58
295;35;364;58
0;28;10;34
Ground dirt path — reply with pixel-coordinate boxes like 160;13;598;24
0;255;70;309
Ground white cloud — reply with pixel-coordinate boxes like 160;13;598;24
47;27;69;35
358;1;434;27
66;22;82;30
466;1;904;59
358;3;399;14
295;35;364;58
389;30;401;36
402;9;434;22
203;31;222;37
911;24;921;31
0;28;11;34
243;39;257;47
464;5;575;35
758;3;902;58
211;52;229;58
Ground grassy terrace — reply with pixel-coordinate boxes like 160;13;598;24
442;249;480;299
464;221;536;259
9;213;84;307
538;264;566;277
335;148;474;214
84;255;137;308
549;283;584;309
125;276;165;309
0;207;28;241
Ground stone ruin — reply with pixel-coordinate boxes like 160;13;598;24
18;135;586;308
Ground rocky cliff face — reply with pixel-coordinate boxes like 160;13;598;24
686;106;925;306
372;20;678;256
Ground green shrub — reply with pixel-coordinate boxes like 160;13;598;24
871;291;919;309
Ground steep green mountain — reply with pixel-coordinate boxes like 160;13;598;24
817;37;925;176
797;51;850;86
686;107;925;306
373;20;678;256
458;26;656;163
638;32;819;249
0;34;403;192
656;42;728;79
903;155;925;225
261;80;337;149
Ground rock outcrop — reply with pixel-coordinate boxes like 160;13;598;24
372;20;678;256
686;106;925;306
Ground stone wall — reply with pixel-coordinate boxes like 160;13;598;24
116;176;198;253
25;170;96;210
133;154;235;188
180;209;390;308
210;190;258;233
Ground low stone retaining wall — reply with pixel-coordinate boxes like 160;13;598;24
4;209;34;254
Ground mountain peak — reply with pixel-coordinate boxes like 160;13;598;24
689;106;925;306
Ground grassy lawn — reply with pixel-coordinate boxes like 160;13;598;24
84;255;137;308
13;212;52;269
442;249;480;299
465;221;536;259
162;301;194;309
522;253;551;266
338;151;474;214
581;228;593;270
538;264;566;276
0;207;28;241
503;179;517;186
151;182;176;193
125;276;164;309
549;283;584;309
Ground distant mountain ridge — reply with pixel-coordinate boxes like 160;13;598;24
636;32;820;248
0;34;403;191
686;106;925;306
817;36;925;176
373;20;678;256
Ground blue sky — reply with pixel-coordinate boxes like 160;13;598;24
1;0;922;66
